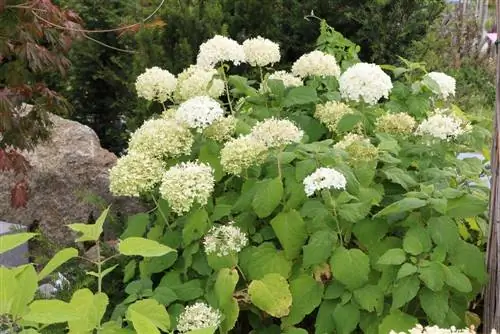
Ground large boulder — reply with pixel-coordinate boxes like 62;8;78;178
0;114;144;246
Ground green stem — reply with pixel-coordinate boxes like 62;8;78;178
259;66;264;83
236;264;248;283
326;191;344;246
220;65;234;115
96;240;102;293
152;194;172;230
277;151;283;181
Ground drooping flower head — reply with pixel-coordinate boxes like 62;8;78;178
424;72;456;99
339;63;393;105
128;118;194;159
291;50;340;78
375;112;416;135
177;302;222;333
243;36;280;67
249;118;303;148
135;67;177;103
203;115;237;142
159;161;215;215
197;35;246;69
415;109;467;140
314;101;358;134
268;71;303;88
220;135;268;175
334;133;378;163
204;223;248;257
175;96;225;131
303;167;347;197
109;152;164;197
175;65;225;101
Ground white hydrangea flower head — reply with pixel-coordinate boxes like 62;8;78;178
175;65;225;101
424;71;456;99
243;36;280;67
177;302;222;333
203;115;237;142
159;161;215;215
334;133;378;163
250;118;303;148
204;223;248;256
416;109;466;140
109;152;164;197
291;50;340;78
268;71;303;87
175;96;225;131
135;66;177;103
197;35;246;69
339;62;393;105
375;112;416;135
220;135;268;175
128;118;194;159
303;167;347;197
314;101;358;133
389;324;483;334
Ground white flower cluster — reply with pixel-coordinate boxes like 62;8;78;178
268;71;303;87
243;36;280;67
177;302;222;333
424;71;456;99
375;112;416;135
416;110;466;140
204;223;248;256
250;118;303;148
390;324;496;334
291;50;340;78
334;133;378;163
128;118;194;159
314;101;357;134
135;67;177;103
303;167;347;197
175;96;225;131
159;161;215;215
220;135;268;175
339;63;393;105
175;65;225;101
203;116;237;142
109;153;164;197
197;35;246;69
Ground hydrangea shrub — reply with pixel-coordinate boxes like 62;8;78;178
107;22;490;334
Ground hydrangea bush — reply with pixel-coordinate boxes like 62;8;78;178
106;21;491;334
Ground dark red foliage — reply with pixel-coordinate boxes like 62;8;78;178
11;178;28;208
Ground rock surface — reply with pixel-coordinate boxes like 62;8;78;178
0;114;144;246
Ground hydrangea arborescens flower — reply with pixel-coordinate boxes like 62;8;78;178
176;302;222;333
175;96;225;131
175;65;224;101
416;109;467;140
159;161;215;215
303;167;347;197
424;71;456;99
220;135;268;175
339;62;393;105
204;223;248;256
314;101;358;134
109;152;164;197
389;324;494;334
291;50;340;78
196;35;246;69
375;112;416;135
128;118;194;159
203;115;237;142
334;133;378;163
135;66;177;103
242;36;280;67
250;118;303;148
268;71;303;87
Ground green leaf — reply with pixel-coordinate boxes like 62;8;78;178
379;310;417;334
119;237;176;257
336;113;362;133
419;288;449;325
315;300;337;333
324;281;345;300
0;232;36;255
396;263;418;280
443;266;472;293
449;241;486;283
171;280;204;301
383;167;417;190
248;273;292;318
252;178;283;218
270;210;308;260
376;133;401;154
239;243;292;280
403;225;432;255
428;217;460;251
183;209;210;245
68;206;110;242
332;302;360;334
123;260;137;283
282;275;324;326
391;275;420;310
126;299;170;332
100;321;135;333
338;202;372;223
374;198;427;217
283;86;318;106
187;328;217;334
330;247;370;290
215;268;239;308
68;289;109;333
38;247;78;280
211;204;233;221
10;265;38;317
219;298;239;333
353;284;384;313
446;194;486;218
199;140;224;181
207;253;237;271
295;159;317;182
302;230;336;268
377;248;406;265
283;329;308;334
24;300;80;324
418;262;445;291
352;219;388;248
153;287;177;306
121;213;149;239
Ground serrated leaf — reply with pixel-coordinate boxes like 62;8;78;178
283;86;318;106
282;275;324;326
418;262;445;291
315;300;337;333
391;275;420;310
377;248;406;265
126;299;170;332
446;194;486;218
68;289;109;333
332;301;360;334
38;247;78;280
396;263;417;280
383;167;417;190
330;247;370;291
248;273;292;318
448;241;486;283
403;225;431;255
239;243;292;280
302;230;337;268
123;260;137;283
270;210;308;260
443;266;472;293
428;217;460;251
353;284;384;313
374;198;426;217
379;310;417;334
119;237;176;257
419;288;449;325
68;206;110;242
252;178;283;218
336;113;362;133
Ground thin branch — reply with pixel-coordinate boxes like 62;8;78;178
83;33;136;54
